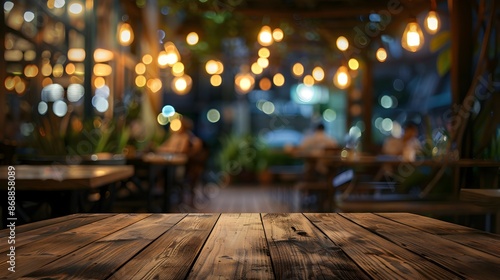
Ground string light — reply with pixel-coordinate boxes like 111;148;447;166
401;19;424;52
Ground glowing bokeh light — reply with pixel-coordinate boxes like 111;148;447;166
162;105;176;117
170;118;182;131
210;75;222;86
336;36;349;51
292;62;304;77
186;32;199;45
207;109;220;123
273;73;285;86
53;100;68;117
323;109;337;122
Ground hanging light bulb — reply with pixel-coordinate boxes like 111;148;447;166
333;66;351;89
425;0;440;34
117;22;134;46
424;10;440;34
401;19;424;52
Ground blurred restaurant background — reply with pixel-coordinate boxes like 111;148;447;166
1;1;499;230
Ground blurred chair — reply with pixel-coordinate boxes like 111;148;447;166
293;147;341;212
182;141;210;207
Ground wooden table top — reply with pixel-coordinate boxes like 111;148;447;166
0;165;134;190
1;212;499;279
461;189;500;206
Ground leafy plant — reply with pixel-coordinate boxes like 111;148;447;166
217;133;270;175
430;31;451;76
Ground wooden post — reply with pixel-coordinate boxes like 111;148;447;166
449;0;473;157
449;0;473;192
361;58;373;153
0;7;6;140
84;0;96;121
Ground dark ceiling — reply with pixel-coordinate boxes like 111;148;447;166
119;0;443;67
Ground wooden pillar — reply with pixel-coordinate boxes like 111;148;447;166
361;58;374;153
449;0;473;157
83;0;96;121
449;0;473;192
0;7;5;140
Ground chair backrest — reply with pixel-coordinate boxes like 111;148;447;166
0;142;16;165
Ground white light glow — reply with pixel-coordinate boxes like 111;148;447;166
67;84;84;102
38;102;48;115
53;100;68;117
69;3;83;14
24;11;35;22
4;1;14;12
207;109;220;123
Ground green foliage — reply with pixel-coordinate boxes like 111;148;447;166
430;31;452;76
436;48;451;76
217;134;271;174
29;111;131;157
429;31;450;52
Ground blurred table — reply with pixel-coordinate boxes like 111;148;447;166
461;189;500;233
294;152;500;198
0;165;133;191
2;212;499;279
140;153;188;212
0;165;134;218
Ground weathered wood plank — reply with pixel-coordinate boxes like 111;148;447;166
0;214;112;249
20;214;186;279
109;213;219;280
341;213;500;279
187;213;273;280
0;214;149;278
261;213;369;279
304;213;460;279
1;214;81;235
378;212;500;258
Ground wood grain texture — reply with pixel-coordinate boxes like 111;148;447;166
341;213;500;279
378;212;500;258
0;214;148;278
0;214;112;250
20;214;186;280
3;214;82;234
110;213;219;280
261;213;369;279
188;213;274;280
3;213;499;279
305;213;459;279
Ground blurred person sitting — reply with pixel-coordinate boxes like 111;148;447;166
157;118;200;155
375;122;422;182
381;122;421;161
156;118;206;206
297;123;339;179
